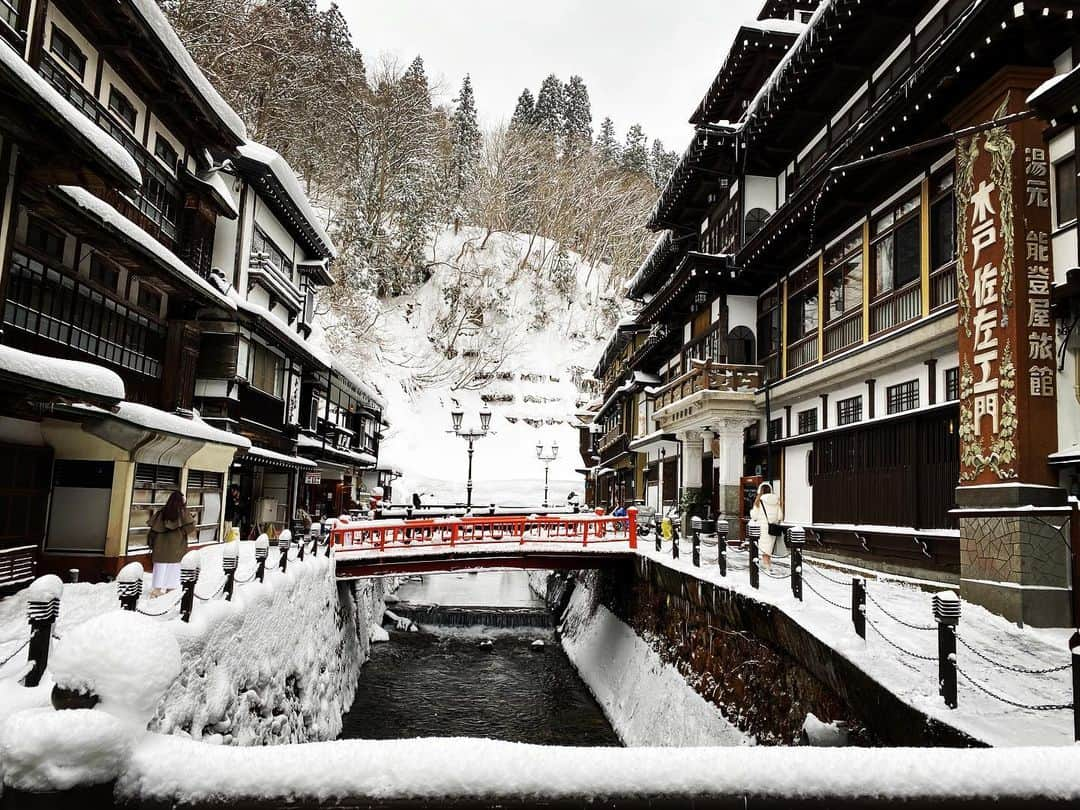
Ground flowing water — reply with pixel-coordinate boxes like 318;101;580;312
340;572;619;746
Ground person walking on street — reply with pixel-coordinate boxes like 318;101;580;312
750;482;784;570
147;490;196;597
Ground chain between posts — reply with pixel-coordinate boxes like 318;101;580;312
956;666;1074;712
955;636;1071;675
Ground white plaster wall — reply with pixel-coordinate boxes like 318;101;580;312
253;199;301;272
783;443;813;525
98;64;147;139
744;175;776;215
727;295;757;335
45;7;98;94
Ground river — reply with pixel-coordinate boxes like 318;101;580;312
340;571;619;746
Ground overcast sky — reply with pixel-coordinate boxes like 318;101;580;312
337;0;763;154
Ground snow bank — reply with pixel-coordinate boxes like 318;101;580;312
115;734;1080;805
0;708;130;791
559;580;750;747
151;554;390;745
0;344;124;400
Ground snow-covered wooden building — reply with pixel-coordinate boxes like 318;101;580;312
591;0;1080;626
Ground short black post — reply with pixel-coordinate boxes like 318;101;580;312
297;533;306;562
692;530;701;567
222;544;238;601
23;575;61;688
1070;631;1079;743
67;568;79;583
851;577;866;639
788;526;805;601
748;523;760;589
255;534;269;582
932;591;961;709
179;552;200;623
278;530;291;574
716;518;728;577
655;520;662;552
116;562;143;611
672;528;679;560
489;504;496;517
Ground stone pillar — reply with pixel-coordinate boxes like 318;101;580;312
951;67;1071;626
712;422;746;544
679;430;702;533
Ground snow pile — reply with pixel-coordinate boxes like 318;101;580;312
0;708;131;791
50;611;181;727
559;579;750;747
150;552;388;745
116;735;1080;805
0;344;125;400
365;227;618;505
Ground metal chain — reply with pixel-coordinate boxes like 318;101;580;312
234;570;257;584
957;666;1073;712
195;579;227;602
804;561;850;586
865;591;937;632
865;619;937;661
956;636;1071;675
761;567;791;580
0;638;30;667
137;603;177;617
803;575;850;611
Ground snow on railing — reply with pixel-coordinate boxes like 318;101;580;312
329;508;638;553
662;518;1080;741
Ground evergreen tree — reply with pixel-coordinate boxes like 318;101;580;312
509;88;536;135
562;75;592;150
596;117;620;165
533;74;565;138
649;138;678;188
402;55;431;104
449;74;482;228
620;123;649;174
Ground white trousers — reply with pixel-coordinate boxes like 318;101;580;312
151;562;181;590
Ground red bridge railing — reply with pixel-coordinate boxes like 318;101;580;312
330;508;638;554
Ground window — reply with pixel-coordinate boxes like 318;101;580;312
88;254;120;292
128;463;181;550
930;171;956;269
944;367;959;402
49;26;86;79
153;135;179;173
186;470;224;544
1;0;22;31
1054;156;1077;228
767;417;783;442
25;216;64;260
727;326;755;365
251;227;293;279
757;291;782;358
786;264;819;342
872;192;921;296
837;395;862;426
249;341;283;397
137;283;162;315
107;86;137;131
824;229;863;321
798;408;818;435
886;380;919;414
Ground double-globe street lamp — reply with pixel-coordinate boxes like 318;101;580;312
450;406;492;510
535;440;559;507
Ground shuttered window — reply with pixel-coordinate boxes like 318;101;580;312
128;464;181;550
186;470;224;544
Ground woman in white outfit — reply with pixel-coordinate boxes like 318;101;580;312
749;482;784;570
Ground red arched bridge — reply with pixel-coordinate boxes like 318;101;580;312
332;509;639;578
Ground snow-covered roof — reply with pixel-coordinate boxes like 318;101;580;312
125;0;247;144
742;17;807;35
55;186;236;311
1028;66;1079;107
296;434;376;467
0;41;141;189
230;291;331;369
242;445;317;469
189;169;239;219
236;141;337;259
69;402;250;448
0;344;124;401
331;362;386;409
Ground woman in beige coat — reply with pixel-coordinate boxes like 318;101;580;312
148;490;196;596
749;482;784;570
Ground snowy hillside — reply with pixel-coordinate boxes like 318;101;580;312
348;227;620;506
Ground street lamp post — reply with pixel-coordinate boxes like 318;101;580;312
535;440;559;507
450;406;492;510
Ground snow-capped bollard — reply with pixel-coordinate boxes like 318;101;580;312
222;542;239;601
254;534;270;581
67;568;79;583
851;577;866;639
278;530;292;574
748;522;760;589
488;504;496;517
116;562;143;611
23;575;62;687
671;524;679;560
932;591;961;709
179;550;201;623
717;518;728;577
655;517;662;552
691;516;702;567
1069;631;1080;743
788;527;805;602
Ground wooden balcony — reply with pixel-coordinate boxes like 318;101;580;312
785;333;818;374
929;263;958;311
823;310;862;357
598;425;627;453
869;280;922;336
652;361;762;412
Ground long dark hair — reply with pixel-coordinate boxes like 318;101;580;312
162;490;185;522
